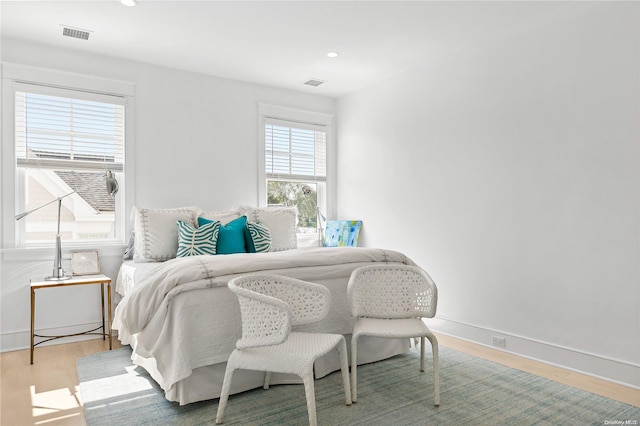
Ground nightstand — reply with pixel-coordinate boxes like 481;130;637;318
30;274;112;364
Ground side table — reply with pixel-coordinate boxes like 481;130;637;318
30;273;112;364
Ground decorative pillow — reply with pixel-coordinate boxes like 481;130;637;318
198;215;248;255
176;219;220;257
198;209;242;226
245;221;272;253
243;206;297;252
132;206;199;262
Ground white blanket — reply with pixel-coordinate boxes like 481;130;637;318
112;247;414;397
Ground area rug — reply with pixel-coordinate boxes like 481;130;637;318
77;346;639;425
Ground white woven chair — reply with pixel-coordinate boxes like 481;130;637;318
348;264;440;406
216;274;352;426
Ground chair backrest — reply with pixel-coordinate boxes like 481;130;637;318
228;274;331;349
348;264;437;319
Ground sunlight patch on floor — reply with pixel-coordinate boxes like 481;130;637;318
84;392;157;411
30;385;81;416
80;370;154;403
34;412;82;425
30;384;82;424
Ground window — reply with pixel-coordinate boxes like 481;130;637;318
14;83;125;245
258;104;334;247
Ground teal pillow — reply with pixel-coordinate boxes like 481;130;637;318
176;219;219;257
244;221;272;253
199;215;247;254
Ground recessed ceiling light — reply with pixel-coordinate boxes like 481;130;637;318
121;0;137;6
327;52;339;58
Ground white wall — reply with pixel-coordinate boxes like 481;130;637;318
2;2;637;389
336;2;639;387
0;38;335;352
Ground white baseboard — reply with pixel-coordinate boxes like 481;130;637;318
429;316;640;390
3;315;638;390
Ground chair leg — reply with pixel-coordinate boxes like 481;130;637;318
350;333;359;403
216;365;236;424
264;371;271;389
336;337;352;405
420;336;425;372
302;373;317;426
426;333;440;406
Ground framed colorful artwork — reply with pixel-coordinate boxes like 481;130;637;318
323;220;362;247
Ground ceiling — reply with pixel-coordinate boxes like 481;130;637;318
1;1;576;98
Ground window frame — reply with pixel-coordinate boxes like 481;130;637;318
1;63;135;251
257;103;335;238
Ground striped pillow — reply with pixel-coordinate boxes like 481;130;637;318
176;219;220;257
245;221;272;253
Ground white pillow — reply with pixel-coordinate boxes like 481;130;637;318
243;206;298;252
198;209;241;226
132;206;199;262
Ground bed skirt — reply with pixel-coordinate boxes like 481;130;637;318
128;334;410;405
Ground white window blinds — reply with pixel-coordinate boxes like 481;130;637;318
265;121;326;181
15;85;125;172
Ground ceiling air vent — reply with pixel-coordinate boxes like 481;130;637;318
62;26;91;40
304;79;326;87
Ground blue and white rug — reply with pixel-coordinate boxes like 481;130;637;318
77;346;639;425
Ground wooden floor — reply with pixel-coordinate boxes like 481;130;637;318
1;338;123;426
437;334;640;408
1;334;638;426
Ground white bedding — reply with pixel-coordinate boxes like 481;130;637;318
113;247;414;404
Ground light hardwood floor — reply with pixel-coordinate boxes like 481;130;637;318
437;334;639;408
1;334;637;426
1;338;123;426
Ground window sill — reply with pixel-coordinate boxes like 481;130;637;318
1;242;126;263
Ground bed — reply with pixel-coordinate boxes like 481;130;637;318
111;206;415;405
